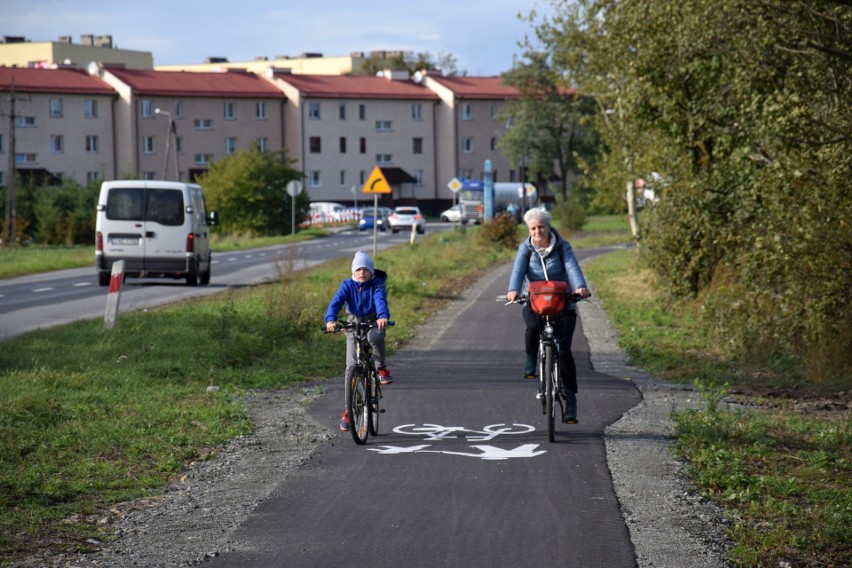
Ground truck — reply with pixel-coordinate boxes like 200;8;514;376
458;180;537;224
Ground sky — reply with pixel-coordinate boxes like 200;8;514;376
5;0;556;76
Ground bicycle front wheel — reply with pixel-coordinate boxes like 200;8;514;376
544;344;556;443
347;366;370;445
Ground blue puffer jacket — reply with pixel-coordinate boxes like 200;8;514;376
507;229;587;309
325;269;390;322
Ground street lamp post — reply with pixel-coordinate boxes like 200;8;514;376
154;108;180;181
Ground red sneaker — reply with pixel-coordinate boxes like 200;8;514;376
339;410;350;431
377;367;394;385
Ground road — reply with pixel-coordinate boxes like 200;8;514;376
206;247;643;568
0;227;419;341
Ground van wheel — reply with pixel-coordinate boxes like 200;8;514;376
200;267;211;286
186;273;198;286
98;272;110;286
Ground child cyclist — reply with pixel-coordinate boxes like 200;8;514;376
325;251;393;431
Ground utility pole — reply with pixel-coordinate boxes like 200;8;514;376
2;79;29;246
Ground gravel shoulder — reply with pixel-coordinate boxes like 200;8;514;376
49;260;733;568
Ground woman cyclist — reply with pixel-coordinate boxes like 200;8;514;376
506;208;590;423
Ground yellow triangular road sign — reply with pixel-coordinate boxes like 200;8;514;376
363;166;392;194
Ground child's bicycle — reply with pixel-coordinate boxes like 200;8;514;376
506;292;584;443
323;319;395;445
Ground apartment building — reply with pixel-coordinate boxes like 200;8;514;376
93;65;287;181
266;69;440;206
0;34;154;69
2;62;527;213
0;66;117;186
421;73;522;193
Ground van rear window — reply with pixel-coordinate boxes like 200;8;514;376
106;187;184;226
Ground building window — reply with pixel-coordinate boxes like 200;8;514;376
413;137;423;154
175;100;183;119
462;137;473;153
16;153;38;164
462;103;472;120
50;99;63;118
490;104;497;119
143;136;154;154
414;169;424;187
375;120;392;132
50;135;64;153
224;102;236;120
194;154;213;165
0;134;3;152
194;119;213;130
339;103;346;120
309;170;321;187
85;135;99;154
256;102;267;120
143;171;156;180
175;137;182;153
358;104;366;120
84;99;97;118
142;100;154;118
359;170;366;184
490;137;497;151
376;154;392;164
15;116;36;127
339;137;347;153
411;103;422;121
339;170;346;186
225;137;237;155
309;136;322;153
258;137;268;152
308;102;321;119
0;172;4;185
86;171;101;182
359;137;366;154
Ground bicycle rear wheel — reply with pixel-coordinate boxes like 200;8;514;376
369;372;380;436
544;344;556;443
347;366;370;445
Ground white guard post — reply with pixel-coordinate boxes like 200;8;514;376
103;260;125;329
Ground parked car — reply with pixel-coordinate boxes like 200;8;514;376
439;204;463;223
358;207;390;232
388;206;426;234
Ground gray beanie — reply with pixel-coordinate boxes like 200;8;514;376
351;250;374;276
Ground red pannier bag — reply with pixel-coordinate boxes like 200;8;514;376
528;280;568;316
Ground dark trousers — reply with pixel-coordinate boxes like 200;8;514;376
522;306;578;393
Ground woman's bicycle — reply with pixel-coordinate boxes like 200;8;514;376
507;292;583;443
323;319;394;445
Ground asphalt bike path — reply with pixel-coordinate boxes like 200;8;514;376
208;247;642;568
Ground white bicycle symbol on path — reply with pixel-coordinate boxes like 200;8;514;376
366;423;545;461
392;423;535;441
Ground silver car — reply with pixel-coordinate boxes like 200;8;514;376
388;206;426;234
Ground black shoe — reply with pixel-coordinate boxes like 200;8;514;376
562;393;578;424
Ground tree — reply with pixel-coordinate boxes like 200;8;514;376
198;145;308;236
532;0;851;377
500;50;599;201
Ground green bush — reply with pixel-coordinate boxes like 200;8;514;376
476;212;521;249
551;193;587;233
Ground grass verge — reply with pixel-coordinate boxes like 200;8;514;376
583;248;851;568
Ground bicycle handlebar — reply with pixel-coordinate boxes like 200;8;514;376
321;319;396;334
505;292;587;306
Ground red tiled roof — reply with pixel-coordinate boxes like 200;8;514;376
427;75;523;100
105;67;286;98
273;73;438;100
0;66;115;95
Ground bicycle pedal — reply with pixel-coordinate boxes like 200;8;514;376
535;393;544;400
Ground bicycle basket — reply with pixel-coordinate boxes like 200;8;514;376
528;280;568;316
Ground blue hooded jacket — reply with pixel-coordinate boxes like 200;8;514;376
507;228;587;309
325;268;390;322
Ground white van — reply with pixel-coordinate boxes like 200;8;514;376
95;180;218;286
